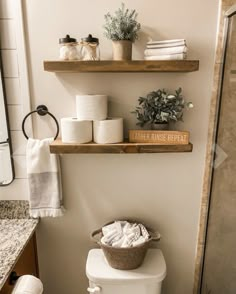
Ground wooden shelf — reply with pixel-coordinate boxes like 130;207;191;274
44;60;199;73
50;139;193;154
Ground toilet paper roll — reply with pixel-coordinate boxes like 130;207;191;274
93;118;124;144
12;275;43;294
61;117;92;143
76;95;108;121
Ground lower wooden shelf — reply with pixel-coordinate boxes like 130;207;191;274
50;139;193;154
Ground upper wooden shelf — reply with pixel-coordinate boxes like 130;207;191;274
44;60;199;73
50;139;193;154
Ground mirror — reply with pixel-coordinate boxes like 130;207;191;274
0;53;14;185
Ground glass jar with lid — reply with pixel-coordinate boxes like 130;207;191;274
79;34;100;61
59;34;80;60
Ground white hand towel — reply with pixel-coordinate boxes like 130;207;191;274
101;221;123;245
125;225;141;245
121;233;135;248
132;236;146;247
26;138;64;218
112;235;125;247
147;42;186;49
147;39;186;46
139;224;150;240
144;53;187;60
101;221;152;247
102;221;122;236
101;230;118;245
144;45;187;56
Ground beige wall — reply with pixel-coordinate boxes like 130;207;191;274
1;0;219;293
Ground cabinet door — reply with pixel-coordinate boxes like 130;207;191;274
1;234;39;294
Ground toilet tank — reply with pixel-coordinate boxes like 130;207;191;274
86;249;166;294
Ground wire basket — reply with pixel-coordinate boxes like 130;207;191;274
91;220;161;270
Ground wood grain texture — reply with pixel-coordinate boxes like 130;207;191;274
129;130;190;144
50;139;193;154
43;60;199;73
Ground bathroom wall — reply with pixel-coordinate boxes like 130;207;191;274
0;0;219;293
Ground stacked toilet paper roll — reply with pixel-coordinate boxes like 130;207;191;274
61;117;92;143
61;94;124;144
76;95;107;120
12;275;43;294
93;118;123;144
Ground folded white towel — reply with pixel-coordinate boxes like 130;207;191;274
147;39;186;45
132;236;146;247
144;53;187;60
26;138;64;218
121;233;136;248
147;42;186;49
112;235;125;247
147;39;186;49
101;221;149;248
102;222;122;236
139;224;150;240
144;46;187;56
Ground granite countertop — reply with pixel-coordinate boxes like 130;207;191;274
0;201;39;290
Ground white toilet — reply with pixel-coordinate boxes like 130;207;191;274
86;248;166;294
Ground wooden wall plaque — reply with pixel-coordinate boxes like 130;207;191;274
129;130;190;144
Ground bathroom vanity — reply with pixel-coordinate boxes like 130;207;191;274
0;201;39;293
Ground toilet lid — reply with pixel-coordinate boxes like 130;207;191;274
86;249;166;285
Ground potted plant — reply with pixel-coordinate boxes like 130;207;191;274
104;3;141;60
132;88;193;130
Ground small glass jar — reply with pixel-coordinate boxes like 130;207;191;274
59;35;80;60
79;34;100;61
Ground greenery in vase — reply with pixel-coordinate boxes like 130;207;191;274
132;88;193;127
104;3;141;42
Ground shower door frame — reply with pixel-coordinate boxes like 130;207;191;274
194;3;236;294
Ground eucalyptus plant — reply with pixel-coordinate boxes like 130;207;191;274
132;88;193;127
104;3;141;42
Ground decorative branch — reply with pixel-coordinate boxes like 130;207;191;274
104;3;141;42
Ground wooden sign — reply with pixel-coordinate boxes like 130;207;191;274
129;130;189;144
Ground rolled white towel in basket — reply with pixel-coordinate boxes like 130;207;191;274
101;221;150;248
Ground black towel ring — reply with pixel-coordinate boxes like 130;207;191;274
22;105;59;140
